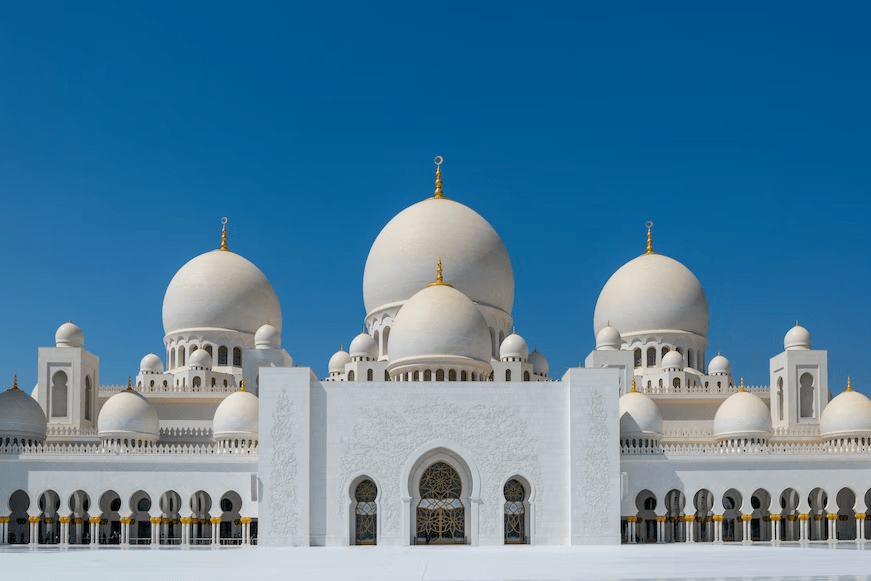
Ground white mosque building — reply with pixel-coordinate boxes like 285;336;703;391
1;159;871;548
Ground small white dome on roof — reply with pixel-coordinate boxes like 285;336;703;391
713;383;772;441
661;350;684;370
528;349;549;376
784;323;811;350
56;321;84;348
98;386;160;442
254;323;281;349
820;380;871;440
140;353;164;374
595;324;622;350
500;332;529;361
349;332;378;361
619;387;663;438
213;389;259;441
189;349;212;370
708;353;730;375
329;348;351;374
0;378;47;443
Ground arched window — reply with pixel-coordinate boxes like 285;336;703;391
413;370;420;381
218;346;228;366
673;378;680;389
424;370;432;381
646;348;656;367
461;371;468;381
523;371;530;381
634;349;641;367
84;377;92;421
687;349;694;369
179;346;186;366
384;370;390;381
204;345;213;356
448;370;456;381
800;373;815;418
223;379;228;387
170;349;176;369
504;479;527;544
382;326;390;357
233;348;242;367
163;380;168;388
367;369;373;382
193;376;201;388
658;378;663;389
150;380;154;388
190;345;198;354
348;370;355;381
373;330;380;357
777;377;784;421
436;369;445;381
354;480;377;545
211;377;216;387
661;347;669;359
505;369;512;381
51;371;68;417
416;462;464;544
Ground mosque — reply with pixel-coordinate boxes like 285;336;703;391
1;158;870;549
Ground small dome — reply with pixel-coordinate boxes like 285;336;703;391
55;321;84;348
388;283;492;369
595;324;622;350
708;353;730;375
254;323;281;349
820;381;871;440
189;349;212;370
619;389;663;438
528;349;549;376
0;380;47;443
213;389;259;441
500;333;529;361
97;389;160;442
349;332;378;361
661;350;684;370
328;348;351;374
140;353;164;374
713;388;772;441
784;323;811;350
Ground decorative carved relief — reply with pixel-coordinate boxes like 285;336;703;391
579;391;610;533
268;389;298;537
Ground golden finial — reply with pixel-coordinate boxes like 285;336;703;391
433;156;444;199
846;377;852;392
127;376;133;391
240;378;246;392
427;258;453;287
12;375;19;391
739;377;745;392
631;378;637;393
645;221;654;255
220;217;228;251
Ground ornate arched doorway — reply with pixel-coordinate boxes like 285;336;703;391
416;461;464;544
504;479;526;544
354;479;377;545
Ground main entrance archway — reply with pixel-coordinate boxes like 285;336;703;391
416;461;464;544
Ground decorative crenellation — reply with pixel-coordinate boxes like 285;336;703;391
636;382;768;396
621;439;871;456
0;441;258;456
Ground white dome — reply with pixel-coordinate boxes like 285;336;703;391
528;349;549;376
784;324;811;350
254;323;281;349
619;390;663;438
97;389;160;442
388;283;492;368
820;383;871;440
713;389;772;441
55;321;84;348
594;253;709;339
500;333;529;361
140;353;164;374
363;198;514;316
213;390;259;440
329;349;351;374
188;349;212;370
163;250;282;336
349;332;378;361
595;324;622;350
0;381;47;442
661;350;684;370
709;353;730;375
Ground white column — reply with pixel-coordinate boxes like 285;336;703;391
181;518;190;545
685;517;694;543
0;518;7;545
627;518;635;544
772;517;780;542
29;517;38;545
75;518;83;544
857;514;866;541
800;515;809;541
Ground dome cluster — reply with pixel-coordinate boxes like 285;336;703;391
0;377;47;446
712;380;773;443
820;379;871;441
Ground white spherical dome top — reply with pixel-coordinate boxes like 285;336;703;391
163;250;282;336
329;349;351;374
594;253;708;339
363;198;514;316
189;349;212;369
500;333;529;361
213;390;259;440
784;324;811;350
140;353;164;374
0;382;47;442
56;321;84;348
389;283;492;366
254;323;281;349
98;389;160;441
661;350;684;370
713;389;772;441
349;332;378;360
595;324;622;350
528;349;549;376
619;389;663;437
820;383;871;439
708;353;730;375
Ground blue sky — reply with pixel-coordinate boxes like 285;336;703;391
0;2;869;395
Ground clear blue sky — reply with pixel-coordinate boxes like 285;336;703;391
1;2;869;395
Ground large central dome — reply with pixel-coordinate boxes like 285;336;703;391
163;250;282;336
363;198;514;316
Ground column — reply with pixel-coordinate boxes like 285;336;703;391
28;516;40;545
0;516;8;545
856;513;866;542
712;515;723;543
89;517;101;546
241;517;252;545
770;514;781;542
210;517;221;545
626;516;636;544
150;517;160;545
684;515;695;543
827;513;837;542
656;516;664;543
799;514;809;541
180;517;190;545
74;518;83;544
740;514;751;544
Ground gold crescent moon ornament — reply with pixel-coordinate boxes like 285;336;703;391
646;220;654;229
434;155;443;166
222;217;229;225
